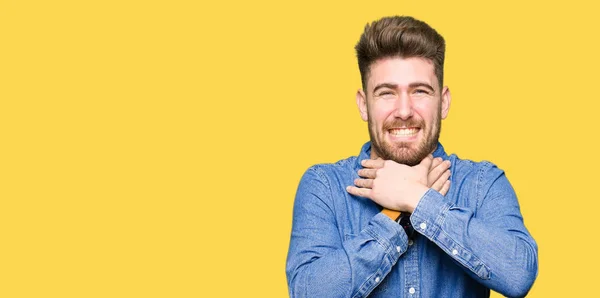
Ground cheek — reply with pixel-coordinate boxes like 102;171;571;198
413;102;439;122
370;103;394;124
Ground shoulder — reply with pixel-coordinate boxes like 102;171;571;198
294;156;357;206
450;154;505;179
449;154;513;204
301;156;358;184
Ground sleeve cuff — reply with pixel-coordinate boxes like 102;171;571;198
364;212;409;259
410;188;452;240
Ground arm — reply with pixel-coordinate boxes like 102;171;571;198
285;167;408;298
411;164;538;297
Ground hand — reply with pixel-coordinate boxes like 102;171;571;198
346;156;432;213
428;157;451;196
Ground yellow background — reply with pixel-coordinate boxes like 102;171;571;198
1;0;598;297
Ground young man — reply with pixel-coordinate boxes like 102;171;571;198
286;16;538;297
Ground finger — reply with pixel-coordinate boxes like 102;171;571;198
427;159;446;181
430;157;442;170
431;169;451;191
361;159;385;169
428;160;450;182
418;154;434;169
439;180;451;196
346;185;371;198
357;168;378;178
354;178;374;189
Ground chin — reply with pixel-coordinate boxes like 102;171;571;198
391;154;422;166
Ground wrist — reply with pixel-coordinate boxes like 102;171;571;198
405;184;430;213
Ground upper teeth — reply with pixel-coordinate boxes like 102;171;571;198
390;128;418;136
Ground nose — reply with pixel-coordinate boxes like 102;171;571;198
393;93;413;119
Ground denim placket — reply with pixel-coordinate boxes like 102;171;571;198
403;235;420;298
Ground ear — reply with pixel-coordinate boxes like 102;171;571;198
441;86;451;119
356;89;368;121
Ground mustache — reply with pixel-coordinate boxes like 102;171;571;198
383;119;425;130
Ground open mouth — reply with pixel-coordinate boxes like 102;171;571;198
388;127;419;137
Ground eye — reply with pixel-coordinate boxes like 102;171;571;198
413;89;431;95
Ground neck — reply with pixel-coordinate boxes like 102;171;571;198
370;148;381;160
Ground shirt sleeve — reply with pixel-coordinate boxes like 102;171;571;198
286;166;409;298
410;163;538;298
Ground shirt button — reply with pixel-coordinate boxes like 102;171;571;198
452;249;458;255
408;239;414;246
396;246;401;252
375;276;380;283
419;222;427;230
409;287;416;294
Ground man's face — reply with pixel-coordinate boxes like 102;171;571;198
356;57;451;166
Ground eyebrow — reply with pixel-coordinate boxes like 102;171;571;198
372;83;398;93
410;82;435;93
372;82;435;93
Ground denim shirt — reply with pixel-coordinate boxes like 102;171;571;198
286;142;538;298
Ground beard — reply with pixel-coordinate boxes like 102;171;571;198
368;109;441;166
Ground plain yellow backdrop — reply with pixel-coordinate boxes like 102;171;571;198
1;0;598;297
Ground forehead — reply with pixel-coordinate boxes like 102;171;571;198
366;57;438;91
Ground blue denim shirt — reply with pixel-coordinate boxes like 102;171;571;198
286;142;538;298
